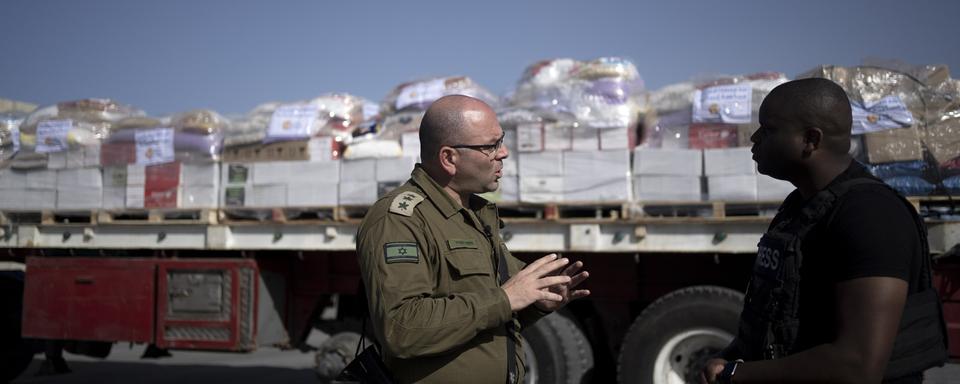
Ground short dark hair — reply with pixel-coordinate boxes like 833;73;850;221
765;78;853;154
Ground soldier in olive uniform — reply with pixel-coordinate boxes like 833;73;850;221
357;95;590;384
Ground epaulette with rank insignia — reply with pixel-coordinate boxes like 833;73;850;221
389;191;425;216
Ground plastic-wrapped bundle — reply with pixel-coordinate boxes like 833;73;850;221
14;99;144;168
923;78;960;164
866;160;937;196
1;113;27;164
226;93;371;148
511;57;644;130
380;76;500;115
642;72;788;149
101;110;226;165
800;65;927;164
882;176;936;196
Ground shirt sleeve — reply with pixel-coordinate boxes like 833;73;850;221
824;187;920;283
357;211;512;359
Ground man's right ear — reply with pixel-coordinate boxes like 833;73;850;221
438;147;459;176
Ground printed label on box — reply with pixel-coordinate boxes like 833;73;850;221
224;186;246;207
396;78;446;110
267;104;318;141
35;120;72;153
693;84;752;124
689;124;739;149
851;96;914;134
135;128;175;165
228;164;249;184
517;123;544;152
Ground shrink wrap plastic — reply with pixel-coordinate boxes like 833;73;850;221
511;57;644;130
642;72;788;149
14;99;144;168
100;110;226;165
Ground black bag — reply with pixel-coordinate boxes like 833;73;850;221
336;314;395;384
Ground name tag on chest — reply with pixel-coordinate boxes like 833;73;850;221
447;239;479;250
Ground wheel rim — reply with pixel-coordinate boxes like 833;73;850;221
522;341;539;383
652;328;732;384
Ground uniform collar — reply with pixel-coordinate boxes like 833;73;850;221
410;165;496;219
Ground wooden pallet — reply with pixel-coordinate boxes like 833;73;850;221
0;210;98;225
335;205;370;222
633;200;783;219
96;209;218;225
498;202;630;221
219;207;337;224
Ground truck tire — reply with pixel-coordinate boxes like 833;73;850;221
521;311;593;384
1;272;35;382
617;286;743;384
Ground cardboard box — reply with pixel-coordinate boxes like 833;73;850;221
376;156;418;182
47;151;68;169
83;143;102;167
253;161;341;185
26;170;57;190
181;186;219;208
659;125;689;149
56;187;102;209
66;148;85;168
126;185;145;209
689;124;739;149
102;187;126;209
633;148;703;176
563;150;631;179
564;176;631;202
340;159;377;182
518;151;564;177
737;124;759;147
339;181;378;205
182;163;220;187
924;120;960;164
517;123;544;152
599;126;630;150
704;148;757;176
144;162;181;208
222;138;337;163
707;175;758;201
571;129;600;151
102;166;127;188
519;176;563;203
287;183;339;206
0;169;26;189
501;157;518;177
543;123;572;151
127;164;146;185
633;175;702;202
757;175;795;202
0;190;23;209
57;168;102;189
863;127;923;164
23;189;56;209
251;184;287;207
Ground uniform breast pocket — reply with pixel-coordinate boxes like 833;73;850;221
445;249;492;280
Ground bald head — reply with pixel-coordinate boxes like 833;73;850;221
419;95;495;162
761;78;853;155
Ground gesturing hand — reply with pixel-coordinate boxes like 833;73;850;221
501;254;574;311
533;256;590;312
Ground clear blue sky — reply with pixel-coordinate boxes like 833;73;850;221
2;0;958;116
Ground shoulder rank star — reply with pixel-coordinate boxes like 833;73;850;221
389;192;425;217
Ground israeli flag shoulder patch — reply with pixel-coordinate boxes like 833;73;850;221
384;242;419;264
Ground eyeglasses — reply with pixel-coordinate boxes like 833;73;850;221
448;134;505;157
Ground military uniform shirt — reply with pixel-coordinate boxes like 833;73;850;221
357;165;548;384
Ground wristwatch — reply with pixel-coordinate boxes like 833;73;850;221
717;359;744;384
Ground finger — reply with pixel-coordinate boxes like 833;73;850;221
561;260;584;276
537;257;571;276
569;271;589;288
536;275;572;288
567;289;590;301
538;290;563;302
522;254;559;273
